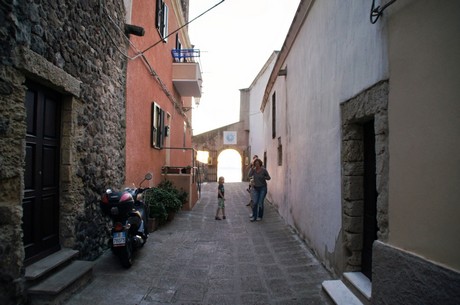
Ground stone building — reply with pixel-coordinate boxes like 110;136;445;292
0;1;128;303
193;122;249;183
258;0;460;303
192;52;277;183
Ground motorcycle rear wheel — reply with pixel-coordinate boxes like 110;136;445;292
118;240;133;268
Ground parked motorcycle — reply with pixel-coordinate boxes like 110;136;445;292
100;173;152;268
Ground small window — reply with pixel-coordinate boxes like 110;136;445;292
272;92;276;139
174;34;182;62
151;102;165;149
277;137;282;166
183;121;187;147
155;0;168;41
263;152;267;169
176;34;181;50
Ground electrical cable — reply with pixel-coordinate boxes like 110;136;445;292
99;1;225;122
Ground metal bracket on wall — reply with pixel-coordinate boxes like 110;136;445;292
370;0;397;24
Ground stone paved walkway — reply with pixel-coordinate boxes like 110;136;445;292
64;182;333;305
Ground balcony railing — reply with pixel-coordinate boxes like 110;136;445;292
171;48;200;63
171;49;202;97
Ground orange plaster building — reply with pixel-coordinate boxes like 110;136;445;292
124;0;202;208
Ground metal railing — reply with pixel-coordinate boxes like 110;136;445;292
171;48;200;63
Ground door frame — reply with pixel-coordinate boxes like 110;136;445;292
340;81;389;277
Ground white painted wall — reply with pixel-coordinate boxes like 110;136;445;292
263;0;388;272
263;75;287;209
247;52;278;161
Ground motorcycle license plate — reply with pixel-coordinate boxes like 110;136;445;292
113;232;126;247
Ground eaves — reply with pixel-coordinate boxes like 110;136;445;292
260;0;315;112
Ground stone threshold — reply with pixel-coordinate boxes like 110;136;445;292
322;271;372;305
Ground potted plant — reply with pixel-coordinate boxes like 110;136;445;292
146;186;181;222
143;189;168;230
160;190;182;221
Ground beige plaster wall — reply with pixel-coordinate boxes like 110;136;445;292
387;0;460;270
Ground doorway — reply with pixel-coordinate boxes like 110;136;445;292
362;120;378;279
340;81;389;279
22;81;61;265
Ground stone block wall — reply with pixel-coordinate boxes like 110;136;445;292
340;81;389;272
0;1;128;303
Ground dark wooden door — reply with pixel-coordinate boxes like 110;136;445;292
362;120;378;280
22;82;61;265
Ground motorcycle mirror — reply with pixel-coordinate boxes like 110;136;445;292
139;173;153;187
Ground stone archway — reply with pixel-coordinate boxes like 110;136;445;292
192;122;250;182
217;149;243;182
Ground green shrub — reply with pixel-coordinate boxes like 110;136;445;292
157;180;188;207
143;188;168;224
145;186;182;215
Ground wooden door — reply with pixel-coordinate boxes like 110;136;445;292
207;150;218;182
362;120;378;280
22;82;61;265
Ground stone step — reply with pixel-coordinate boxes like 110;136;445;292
343;272;372;305
322;280;364;305
25;248;79;281
28;260;94;305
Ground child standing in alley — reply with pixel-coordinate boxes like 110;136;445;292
215;176;226;220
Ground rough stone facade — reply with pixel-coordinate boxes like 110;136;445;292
340;80;389;272
0;1;127;304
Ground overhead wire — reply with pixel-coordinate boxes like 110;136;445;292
135;0;225;59
100;1;225;123
101;6;196;122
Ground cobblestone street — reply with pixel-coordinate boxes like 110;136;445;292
64;182;333;305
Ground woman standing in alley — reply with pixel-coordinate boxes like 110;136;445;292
248;159;271;221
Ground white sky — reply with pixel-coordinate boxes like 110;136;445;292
188;0;300;135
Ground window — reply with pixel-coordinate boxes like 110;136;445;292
176;34;181;50
271;91;276;139
277;137;283;166
183;121;187;147
174;34;182;62
156;0;168;41
263;152;267;169
151;102;165;149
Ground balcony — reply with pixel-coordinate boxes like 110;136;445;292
171;49;202;97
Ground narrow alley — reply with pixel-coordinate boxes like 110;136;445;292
63;182;333;305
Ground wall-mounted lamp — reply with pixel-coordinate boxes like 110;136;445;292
124;24;145;36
